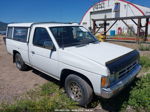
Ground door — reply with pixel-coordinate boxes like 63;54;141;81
29;27;59;78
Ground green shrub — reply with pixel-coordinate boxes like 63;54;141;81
140;56;150;68
127;74;150;111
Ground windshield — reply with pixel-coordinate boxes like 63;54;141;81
49;26;99;47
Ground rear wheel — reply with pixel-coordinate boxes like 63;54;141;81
15;53;28;71
65;74;93;106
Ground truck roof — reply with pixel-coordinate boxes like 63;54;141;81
8;23;33;27
8;22;79;27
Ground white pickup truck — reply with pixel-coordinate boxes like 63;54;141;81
5;22;141;106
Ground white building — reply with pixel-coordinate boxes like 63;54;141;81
80;0;150;35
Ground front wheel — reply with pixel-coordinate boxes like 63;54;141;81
65;74;93;106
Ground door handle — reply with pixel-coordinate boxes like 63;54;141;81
31;51;35;54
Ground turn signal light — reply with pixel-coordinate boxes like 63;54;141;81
101;76;109;88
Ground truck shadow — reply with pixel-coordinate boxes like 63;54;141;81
31;68;60;86
89;78;140;112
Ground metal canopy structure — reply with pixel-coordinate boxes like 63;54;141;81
93;15;150;21
92;15;150;42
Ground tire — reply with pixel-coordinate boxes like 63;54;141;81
15;53;28;71
65;74;93;106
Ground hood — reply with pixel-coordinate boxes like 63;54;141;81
64;42;133;66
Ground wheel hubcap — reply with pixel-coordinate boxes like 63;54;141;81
16;56;21;69
69;82;82;101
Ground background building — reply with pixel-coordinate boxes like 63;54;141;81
80;0;150;35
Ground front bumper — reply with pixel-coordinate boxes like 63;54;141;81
101;64;141;99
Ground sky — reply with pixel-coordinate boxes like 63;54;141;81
0;0;150;23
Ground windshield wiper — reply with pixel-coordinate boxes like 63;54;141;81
75;43;89;47
62;42;84;47
89;41;100;44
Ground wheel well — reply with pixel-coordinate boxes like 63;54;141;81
60;69;93;90
13;50;19;63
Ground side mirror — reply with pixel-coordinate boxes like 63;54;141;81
43;41;55;50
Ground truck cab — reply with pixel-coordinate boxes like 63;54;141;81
6;22;141;106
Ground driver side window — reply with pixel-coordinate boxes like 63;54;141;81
33;28;53;49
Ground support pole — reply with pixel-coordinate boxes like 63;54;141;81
94;26;103;35
104;20;107;37
122;20;136;35
137;18;141;43
106;20;118;33
131;19;138;26
145;18;149;41
131;19;145;32
93;20;96;34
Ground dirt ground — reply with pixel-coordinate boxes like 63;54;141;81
0;35;150;106
0;35;47;103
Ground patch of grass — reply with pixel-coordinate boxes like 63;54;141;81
140;56;150;68
123;56;150;111
125;74;150;111
0;82;77;112
121;56;150;111
138;44;150;51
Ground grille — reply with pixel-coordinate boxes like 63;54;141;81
118;61;137;79
106;50;139;79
